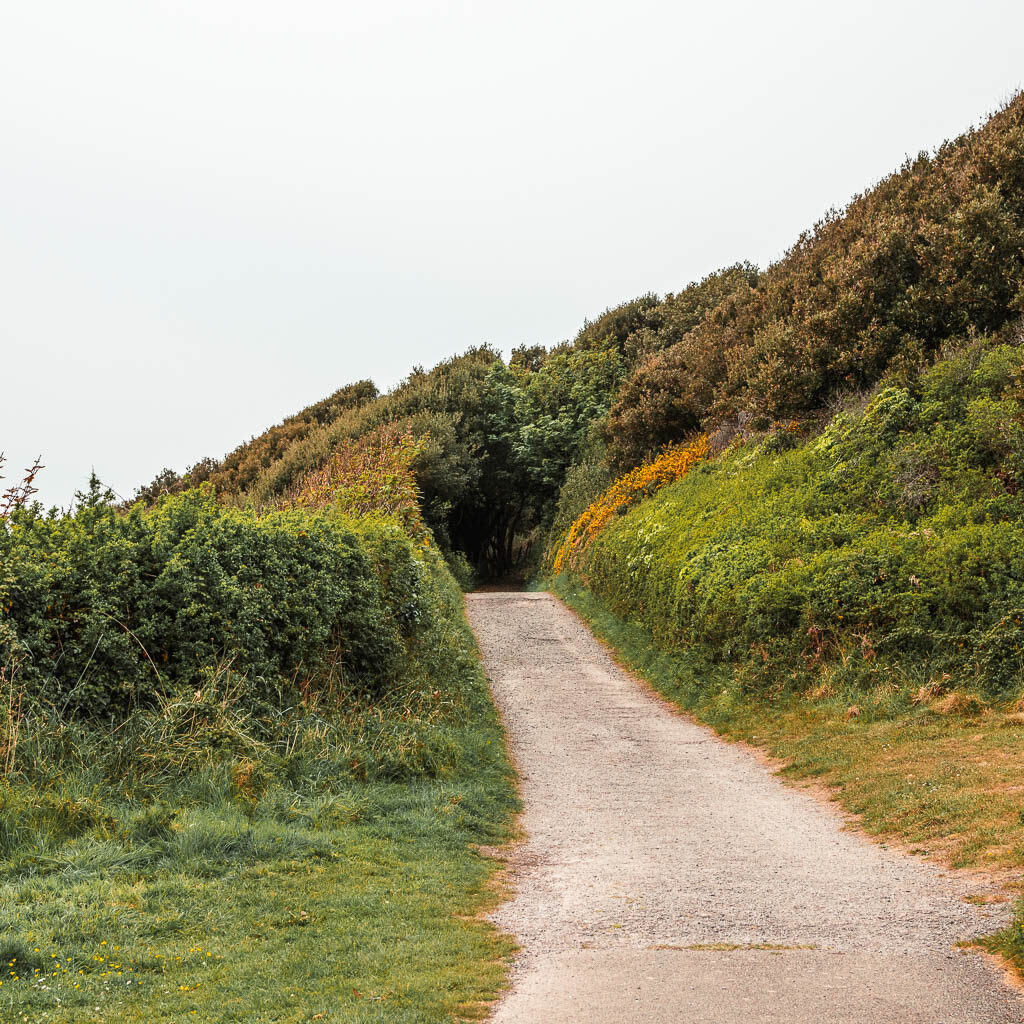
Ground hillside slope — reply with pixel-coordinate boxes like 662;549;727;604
137;95;1024;577
547;333;1024;976
560;337;1024;704
0;417;518;1022
134;98;1015;581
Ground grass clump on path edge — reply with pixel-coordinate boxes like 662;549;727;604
548;574;1024;974
0;588;518;1023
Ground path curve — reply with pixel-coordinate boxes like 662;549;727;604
467;591;1024;1024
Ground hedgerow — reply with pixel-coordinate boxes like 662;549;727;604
565;339;1024;699
0;486;443;717
1;410;467;721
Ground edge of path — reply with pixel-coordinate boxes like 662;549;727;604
534;580;1024;999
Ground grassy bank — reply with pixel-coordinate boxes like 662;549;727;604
550;574;1024;965
545;338;1024;892
0;598;516;1024
0;471;518;1022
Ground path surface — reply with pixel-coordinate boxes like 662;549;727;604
467;591;1024;1024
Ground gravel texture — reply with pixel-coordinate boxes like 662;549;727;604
467;591;1024;1023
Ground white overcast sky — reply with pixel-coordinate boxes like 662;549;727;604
2;0;1022;509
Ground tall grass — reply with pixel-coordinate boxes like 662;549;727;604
0;441;518;1020
0;572;517;1022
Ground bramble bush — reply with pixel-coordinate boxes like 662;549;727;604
0;423;504;800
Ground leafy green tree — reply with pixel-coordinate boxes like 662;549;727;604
514;345;626;500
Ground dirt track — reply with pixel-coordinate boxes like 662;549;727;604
467;591;1024;1024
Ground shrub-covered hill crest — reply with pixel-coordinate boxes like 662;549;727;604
140;94;1024;577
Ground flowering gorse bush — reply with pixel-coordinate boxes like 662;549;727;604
553;434;708;573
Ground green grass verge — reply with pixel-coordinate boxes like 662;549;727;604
549;573;1024;968
0;615;517;1023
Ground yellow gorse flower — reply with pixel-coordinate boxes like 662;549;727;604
553;434;709;573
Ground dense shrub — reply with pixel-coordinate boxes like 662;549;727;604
568;339;1024;698
553;434;708;573
247;347;526;569
288;423;427;536
0;485;442;717
134;380;379;503
606;95;1024;465
0;483;515;1021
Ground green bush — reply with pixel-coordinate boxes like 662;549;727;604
133;380;378;502
0;485;444;717
570;339;1024;698
606;96;1024;465
443;548;476;591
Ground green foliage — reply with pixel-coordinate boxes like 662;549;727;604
544;430;613;562
246;348;516;569
133;380;378;503
513;345;626;497
289;423;427;536
570;293;663;352
0;480;518;1019
0;486;451;716
607;96;1024;464
442;548;476;592
0;558;518;1022
569;338;1024;698
134;96;1024;578
243;344;627;575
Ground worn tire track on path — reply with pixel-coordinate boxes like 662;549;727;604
467;591;1024;1024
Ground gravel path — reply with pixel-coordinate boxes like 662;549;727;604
467;591;1024;1024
